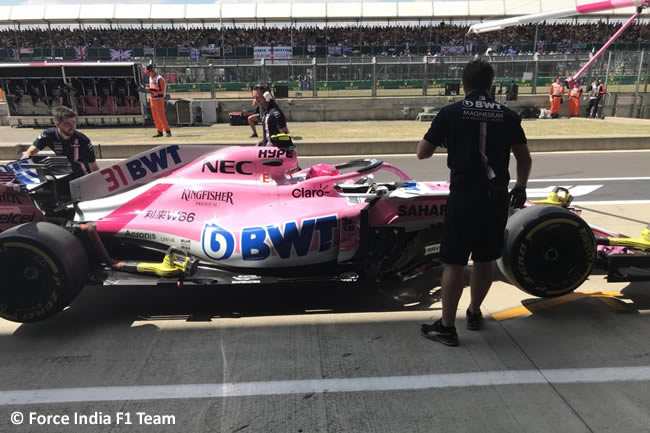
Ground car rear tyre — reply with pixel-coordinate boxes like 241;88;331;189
0;222;88;323
498;205;595;298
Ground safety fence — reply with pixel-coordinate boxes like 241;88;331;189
1;42;649;62
166;75;646;94
158;51;648;97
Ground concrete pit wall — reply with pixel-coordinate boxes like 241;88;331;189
1;92;648;127
215;93;650;123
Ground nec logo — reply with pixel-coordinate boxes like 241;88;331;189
202;160;254;175
126;145;182;181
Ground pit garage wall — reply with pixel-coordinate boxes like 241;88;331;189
215;93;650;122
1;92;648;126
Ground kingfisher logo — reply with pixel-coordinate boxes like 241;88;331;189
201;215;338;261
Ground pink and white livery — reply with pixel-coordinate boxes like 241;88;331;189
0;144;648;323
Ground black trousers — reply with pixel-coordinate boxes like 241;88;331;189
585;98;600;118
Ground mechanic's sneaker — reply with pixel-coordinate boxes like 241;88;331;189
153;132;163;137
249;133;258;138
466;308;484;331
165;130;172;137
421;320;458;346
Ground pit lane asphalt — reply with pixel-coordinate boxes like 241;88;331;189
0;152;649;433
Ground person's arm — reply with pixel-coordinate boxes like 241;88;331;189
512;142;532;187
273;109;289;134
508;142;532;208
80;135;99;173
22;144;39;160
417;138;436;159
24;131;47;159
417;110;445;159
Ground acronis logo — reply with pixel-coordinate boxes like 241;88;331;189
201;216;338;261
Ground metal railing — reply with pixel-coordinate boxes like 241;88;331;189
156;52;648;99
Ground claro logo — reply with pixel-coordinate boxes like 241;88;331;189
202;160;253;175
292;184;330;198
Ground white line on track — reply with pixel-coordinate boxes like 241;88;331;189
2;366;650;406
524;176;650;182
574;200;650;205
300;149;650;159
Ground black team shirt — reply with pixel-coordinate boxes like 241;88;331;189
424;91;527;191
33;127;96;176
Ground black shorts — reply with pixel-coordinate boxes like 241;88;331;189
440;186;509;266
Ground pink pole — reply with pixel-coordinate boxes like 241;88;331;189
576;0;648;14
565;9;641;87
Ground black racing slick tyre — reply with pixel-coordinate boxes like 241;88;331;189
497;205;596;298
0;222;88;323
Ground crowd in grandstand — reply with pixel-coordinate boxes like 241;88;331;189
0;22;647;53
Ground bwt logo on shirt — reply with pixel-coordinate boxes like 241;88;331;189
201;215;338;261
462;100;501;110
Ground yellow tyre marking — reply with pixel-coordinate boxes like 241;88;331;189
520;217;593;295
492;291;625;321
3;241;59;273
525;218;579;241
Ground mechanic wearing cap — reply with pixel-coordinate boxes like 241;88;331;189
585;77;605;118
549;76;564;119
144;63;171;137
416;59;532;346
22;105;99;177
252;84;290;146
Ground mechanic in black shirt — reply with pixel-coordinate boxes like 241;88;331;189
22;106;99;176
252;84;291;147
417;59;532;346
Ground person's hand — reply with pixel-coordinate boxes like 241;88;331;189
509;184;527;208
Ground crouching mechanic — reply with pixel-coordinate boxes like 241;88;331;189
417;59;532;346
252;84;292;147
22;106;99;177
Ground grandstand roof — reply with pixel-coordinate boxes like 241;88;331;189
0;1;642;25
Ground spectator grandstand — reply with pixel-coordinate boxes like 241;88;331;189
0;22;647;58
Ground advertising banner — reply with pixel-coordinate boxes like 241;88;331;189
254;46;293;64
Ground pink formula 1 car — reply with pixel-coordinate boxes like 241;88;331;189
0;144;649;323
